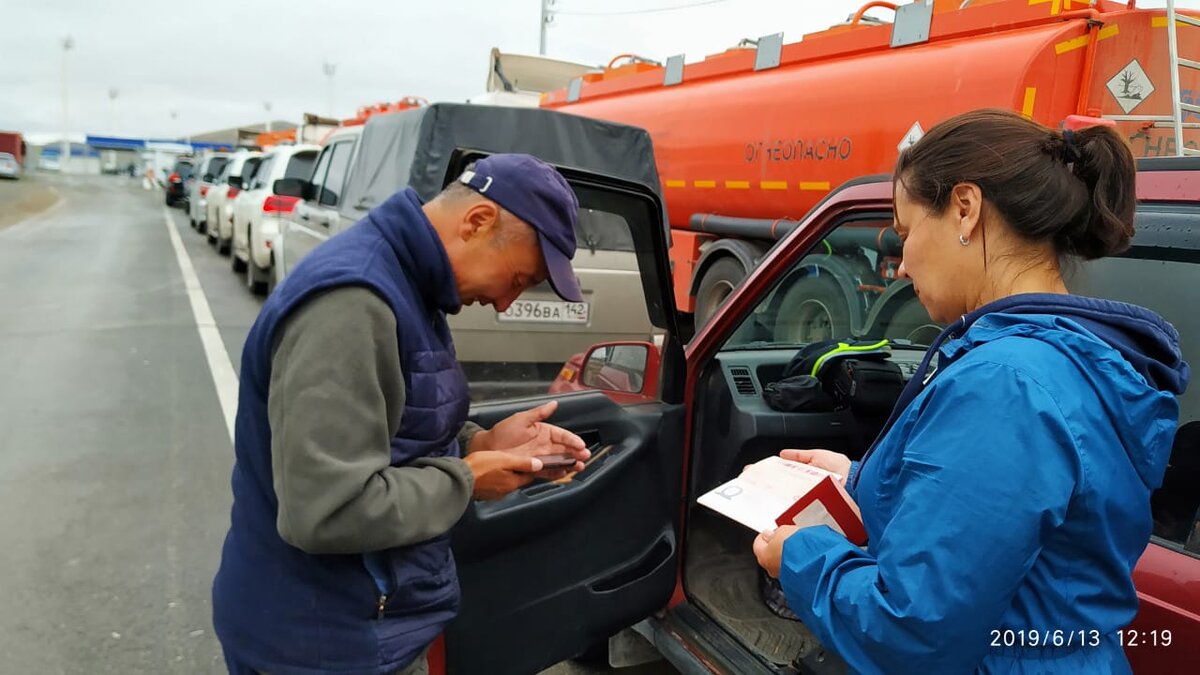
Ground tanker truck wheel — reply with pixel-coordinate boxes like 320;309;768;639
885;297;942;346
772;275;851;344
695;257;748;328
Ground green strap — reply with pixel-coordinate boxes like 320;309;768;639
810;339;891;377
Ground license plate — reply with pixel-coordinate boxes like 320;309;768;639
498;300;590;324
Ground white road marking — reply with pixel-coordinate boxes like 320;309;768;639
163;208;239;444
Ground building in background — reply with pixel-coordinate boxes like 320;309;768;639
36;142;101;174
189;121;297;149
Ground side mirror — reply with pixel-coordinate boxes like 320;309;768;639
229;176;244;189
579;342;658;396
274;178;312;200
203;173;214;182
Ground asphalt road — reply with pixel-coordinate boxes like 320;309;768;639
0;173;672;675
0;172;62;230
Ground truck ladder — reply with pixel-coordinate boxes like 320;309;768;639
1167;0;1200;156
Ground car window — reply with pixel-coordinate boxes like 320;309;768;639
239;157;262;184
576;208;636;252
285;152;316;180
251;156;276;190
319;142;353;207
723;216;942;351
307;146;335;196
1067;202;1200;554
206;156;229;181
457;188;657;405
174;161;194;179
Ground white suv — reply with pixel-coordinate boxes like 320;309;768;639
274;126;363;282
207;150;262;253
230;144;319;294
189;152;230;232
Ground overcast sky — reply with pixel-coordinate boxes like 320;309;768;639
3;0;1198;142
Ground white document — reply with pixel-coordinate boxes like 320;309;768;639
697;456;843;533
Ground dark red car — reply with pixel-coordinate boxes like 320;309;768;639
431;158;1199;674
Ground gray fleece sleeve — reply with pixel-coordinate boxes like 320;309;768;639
268;285;474;555
458;421;485;454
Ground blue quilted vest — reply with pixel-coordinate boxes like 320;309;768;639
212;189;471;675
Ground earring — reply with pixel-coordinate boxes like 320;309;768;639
959;234;970;247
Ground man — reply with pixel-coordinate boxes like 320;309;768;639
213;154;592;675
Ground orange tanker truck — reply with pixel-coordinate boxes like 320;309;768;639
542;0;1200;338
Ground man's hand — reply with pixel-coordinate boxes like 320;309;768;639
464;451;544;501
780;449;852;485
753;525;800;578
473;401;590;478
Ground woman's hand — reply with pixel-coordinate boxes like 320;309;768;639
781;448;852;485
753;526;800;578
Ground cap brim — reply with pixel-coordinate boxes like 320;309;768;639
538;233;584;303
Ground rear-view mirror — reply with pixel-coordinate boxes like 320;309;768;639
581;343;653;394
274;178;311;200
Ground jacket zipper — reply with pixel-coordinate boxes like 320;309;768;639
364;551;395;621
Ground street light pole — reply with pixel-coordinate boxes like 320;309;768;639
264;101;273;133
108;87;119;135
61;35;74;172
539;0;554;56
322;62;337;118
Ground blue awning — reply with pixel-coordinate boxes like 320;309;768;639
86;135;145;150
42;144;101;158
84;135;236;153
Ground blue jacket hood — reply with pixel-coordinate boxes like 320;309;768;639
970;293;1188;395
942;293;1188;489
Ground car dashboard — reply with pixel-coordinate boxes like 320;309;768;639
689;346;929;497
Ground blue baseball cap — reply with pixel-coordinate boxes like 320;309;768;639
457;154;583;302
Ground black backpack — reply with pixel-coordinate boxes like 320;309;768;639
763;339;904;415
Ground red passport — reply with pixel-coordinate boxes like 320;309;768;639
697;456;867;545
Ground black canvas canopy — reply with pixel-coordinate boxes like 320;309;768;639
338;102;662;220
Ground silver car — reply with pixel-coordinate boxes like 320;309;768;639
0;152;20;179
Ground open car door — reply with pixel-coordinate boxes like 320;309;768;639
441;160;688;675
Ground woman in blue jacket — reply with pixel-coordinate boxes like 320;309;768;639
753;109;1189;673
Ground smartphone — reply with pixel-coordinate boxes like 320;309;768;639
536;454;578;470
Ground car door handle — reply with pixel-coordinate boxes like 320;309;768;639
298;212;310;222
588;533;674;593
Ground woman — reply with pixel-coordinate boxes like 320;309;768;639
753;109;1188;673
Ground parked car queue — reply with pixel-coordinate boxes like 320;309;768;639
171;145;317;296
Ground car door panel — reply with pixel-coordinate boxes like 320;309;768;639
456;393;680;558
440;158;684;674
447;392;685;675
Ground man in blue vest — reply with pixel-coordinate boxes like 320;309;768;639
213;154;592;675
